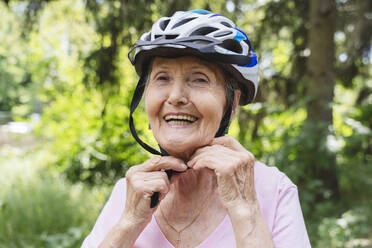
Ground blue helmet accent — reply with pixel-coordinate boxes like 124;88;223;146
189;9;212;14
209;13;224;18
238;52;258;67
234;27;249;40
233;31;246;43
233;27;256;67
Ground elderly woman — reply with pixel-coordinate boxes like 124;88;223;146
82;10;311;248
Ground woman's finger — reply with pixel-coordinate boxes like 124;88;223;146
189;152;227;171
141;178;170;195
139;156;187;172
188;145;233;169
188;144;227;162
188;145;211;161
135;171;169;182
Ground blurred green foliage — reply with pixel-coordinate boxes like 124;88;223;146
317;209;372;248
0;0;371;247
0;147;109;248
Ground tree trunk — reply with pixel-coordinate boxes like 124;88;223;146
305;0;340;202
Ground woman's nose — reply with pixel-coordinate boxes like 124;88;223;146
166;80;188;106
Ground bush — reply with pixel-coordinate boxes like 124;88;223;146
317;209;372;248
0;147;109;248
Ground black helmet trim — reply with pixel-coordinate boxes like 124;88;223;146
128;36;252;70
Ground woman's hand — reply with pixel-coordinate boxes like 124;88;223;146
98;157;187;248
122;156;187;226
187;136;256;209
187;136;274;247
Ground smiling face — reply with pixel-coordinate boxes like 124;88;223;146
144;56;228;160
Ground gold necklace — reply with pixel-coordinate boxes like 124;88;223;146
159;194;212;248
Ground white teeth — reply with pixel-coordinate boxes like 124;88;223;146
164;115;197;122
168;120;190;125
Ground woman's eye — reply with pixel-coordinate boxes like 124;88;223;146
191;74;209;84
195;78;208;83
156;75;169;81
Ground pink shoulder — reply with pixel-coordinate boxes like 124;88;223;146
254;161;297;197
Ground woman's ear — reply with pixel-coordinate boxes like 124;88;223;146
231;89;241;120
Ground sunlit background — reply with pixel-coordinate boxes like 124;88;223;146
0;0;371;247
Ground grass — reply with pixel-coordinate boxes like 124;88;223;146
0;145;109;248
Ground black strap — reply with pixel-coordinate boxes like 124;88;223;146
129;77;170;208
129;77;162;155
215;90;234;137
215;104;233;137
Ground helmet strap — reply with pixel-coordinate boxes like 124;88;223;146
215;90;234;137
129;77;163;155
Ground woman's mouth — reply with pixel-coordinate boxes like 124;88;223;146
164;114;198;125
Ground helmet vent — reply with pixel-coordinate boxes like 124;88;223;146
190;27;218;36
221;21;232;28
219;39;242;53
165;34;179;39
154;34;179;40
144;32;151;41
172;17;197;29
159;19;170;31
213;30;233;37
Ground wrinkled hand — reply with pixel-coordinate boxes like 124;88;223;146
122;156;187;225
187;136;256;209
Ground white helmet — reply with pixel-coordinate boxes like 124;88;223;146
128;9;259;105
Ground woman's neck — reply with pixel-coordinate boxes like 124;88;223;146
159;168;220;224
155;168;227;247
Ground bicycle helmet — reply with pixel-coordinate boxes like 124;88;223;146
128;9;259;156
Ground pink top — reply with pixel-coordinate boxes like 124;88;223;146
82;162;311;247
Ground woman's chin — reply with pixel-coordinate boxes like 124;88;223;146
161;145;196;161
158;138;206;160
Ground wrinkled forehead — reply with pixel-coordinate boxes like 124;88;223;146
149;56;226;81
